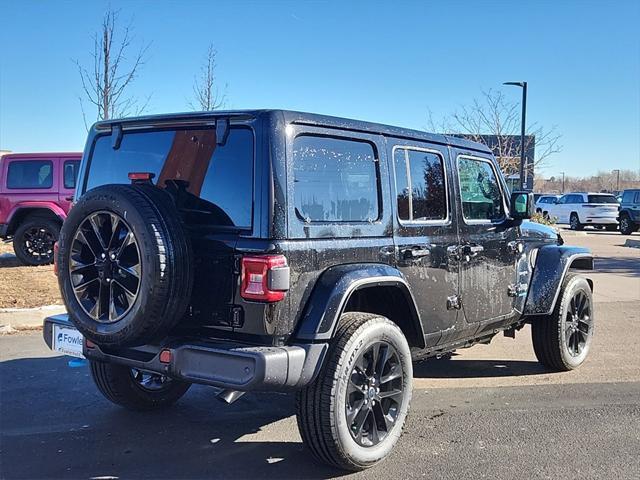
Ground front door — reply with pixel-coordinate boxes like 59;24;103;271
390;142;460;347
454;153;519;331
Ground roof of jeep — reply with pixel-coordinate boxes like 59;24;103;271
92;109;492;154
1;152;82;160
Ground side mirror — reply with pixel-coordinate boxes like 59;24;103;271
510;191;534;220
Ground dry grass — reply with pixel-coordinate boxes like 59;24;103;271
0;242;62;309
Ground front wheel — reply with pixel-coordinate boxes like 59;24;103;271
531;273;594;371
296;312;413;471
619;215;637;235
89;361;190;411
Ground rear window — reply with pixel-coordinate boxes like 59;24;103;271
86;127;254;229
64;160;81;189
7;160;53;189
292;135;379;223
588;195;618;204
622;191;637;203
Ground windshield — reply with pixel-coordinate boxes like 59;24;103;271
588;194;618;204
85;126;254;228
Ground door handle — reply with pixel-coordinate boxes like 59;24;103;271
462;244;484;258
401;246;431;260
65;196;74;201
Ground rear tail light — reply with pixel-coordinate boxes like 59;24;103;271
53;242;59;276
240;255;290;302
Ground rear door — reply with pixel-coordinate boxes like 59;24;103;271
454;152;519;330
388;141;460;346
83;124;256;332
58;158;81;213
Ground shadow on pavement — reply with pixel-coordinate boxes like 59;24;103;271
413;358;549;379
593;255;640;278
0;355;346;479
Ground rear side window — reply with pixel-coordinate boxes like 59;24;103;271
588;194;618;204
393;147;447;222
7;160;53;189
86;127;254;229
622;191;635;203
458;157;504;221
292;135;379;223
63;160;81;189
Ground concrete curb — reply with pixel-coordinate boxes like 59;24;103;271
0;304;66;329
624;239;640;248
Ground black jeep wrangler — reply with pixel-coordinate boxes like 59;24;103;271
44;110;595;471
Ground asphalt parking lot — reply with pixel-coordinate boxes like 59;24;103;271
1;228;639;479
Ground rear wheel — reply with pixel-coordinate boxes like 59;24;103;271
13;217;60;266
296;312;412;471
531;274;594;371
569;213;583;231
89;360;190;411
619;214;637;235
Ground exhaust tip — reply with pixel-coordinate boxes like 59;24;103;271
216;389;245;405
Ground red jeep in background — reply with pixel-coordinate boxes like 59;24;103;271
0;152;82;265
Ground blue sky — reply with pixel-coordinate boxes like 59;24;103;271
1;0;638;177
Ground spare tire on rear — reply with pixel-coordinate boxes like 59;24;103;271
57;184;193;347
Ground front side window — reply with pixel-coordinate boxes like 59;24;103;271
86;127;254;228
7;160;53;189
393;147;447;222
622;191;635;203
293;135;379;223
64;160;81;189
458;157;504;221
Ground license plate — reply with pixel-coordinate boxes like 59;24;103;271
52;324;85;359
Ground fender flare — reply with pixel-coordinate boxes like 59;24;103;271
8;202;66;222
6;203;66;232
523;245;594;316
294;263;425;347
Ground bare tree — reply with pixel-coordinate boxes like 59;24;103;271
190;44;225;111
76;10;150;127
535;169;640;193
428;89;562;177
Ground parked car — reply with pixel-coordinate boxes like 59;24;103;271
43;110;594;471
618;189;640;235
534;194;561;217
0;152;82;265
542;192;619;230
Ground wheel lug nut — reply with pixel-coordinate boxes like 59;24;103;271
101;253;106;259
110;254;116;260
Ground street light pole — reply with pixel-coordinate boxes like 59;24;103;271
503;81;528;190
560;171;565;193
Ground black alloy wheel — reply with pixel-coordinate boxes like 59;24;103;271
69;211;141;323
346;341;405;447
22;226;56;261
563;290;593;357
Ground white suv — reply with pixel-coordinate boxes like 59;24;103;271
543;192;619;230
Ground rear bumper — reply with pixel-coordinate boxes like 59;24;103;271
582;216;618;225
0;223;8;238
43;314;328;392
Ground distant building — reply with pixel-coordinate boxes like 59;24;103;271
450;134;535;192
